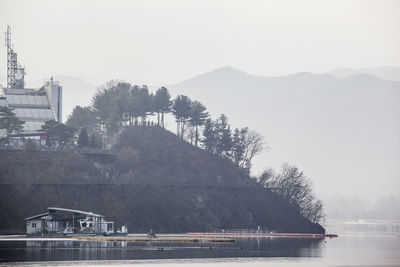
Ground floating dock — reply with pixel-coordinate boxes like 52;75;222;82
186;232;338;238
67;235;235;243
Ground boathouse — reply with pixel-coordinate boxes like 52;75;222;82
25;207;115;236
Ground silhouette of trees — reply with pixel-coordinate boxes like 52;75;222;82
66;80;268;172
92;80;125;135
215;114;232;157
258;163;326;224
202;115;231;155
188;100;209;146
202;118;216;153
41;120;75;147
153;87;172;127
91;82;173;134
130;85;151;125
232;128;246;165
69;81;267;170
172;95;192;138
201;114;265;171
0;106;24;138
66;106;98;131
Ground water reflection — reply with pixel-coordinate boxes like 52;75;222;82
0;237;324;262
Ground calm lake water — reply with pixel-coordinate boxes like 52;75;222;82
0;220;399;266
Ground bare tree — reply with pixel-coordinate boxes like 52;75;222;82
259;163;325;224
240;128;266;170
302;198;325;225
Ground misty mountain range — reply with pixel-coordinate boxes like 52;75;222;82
1;66;399;219
328;66;400;81
2;66;399;121
167;66;400;219
170;67;400;219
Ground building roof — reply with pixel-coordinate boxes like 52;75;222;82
5;94;50;108
14;108;54;121
25;207;105;221
48;207;104;218
25;212;50;221
0;84;60;135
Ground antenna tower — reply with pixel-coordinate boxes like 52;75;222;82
5;25;25;89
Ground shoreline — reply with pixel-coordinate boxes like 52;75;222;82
186;232;338;238
0;232;337;243
0;234;234;243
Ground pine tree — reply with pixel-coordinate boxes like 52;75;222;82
188;100;209;146
215;114;232;157
41;120;75;147
154;87;172;127
202;118;216;152
172;95;192;138
232;128;245;165
0;106;24;137
66;106;98;130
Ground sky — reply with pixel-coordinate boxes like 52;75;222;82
0;0;399;86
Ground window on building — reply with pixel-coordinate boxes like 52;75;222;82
32;222;36;228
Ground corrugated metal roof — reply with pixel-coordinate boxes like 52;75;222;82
5;94;49;107
2;87;59;134
14;108;54;121
2;90;55;133
48;207;104;218
25;207;105;221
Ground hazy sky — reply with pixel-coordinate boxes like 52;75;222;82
0;0;399;85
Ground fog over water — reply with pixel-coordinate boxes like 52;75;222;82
0;0;399;220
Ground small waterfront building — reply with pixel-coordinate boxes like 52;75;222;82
25;207;115;236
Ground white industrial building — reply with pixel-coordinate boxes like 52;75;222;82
0;80;62;140
0;26;62;144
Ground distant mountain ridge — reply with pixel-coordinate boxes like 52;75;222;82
328;66;400;81
169;65;400;216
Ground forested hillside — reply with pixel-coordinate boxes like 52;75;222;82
0;126;324;234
